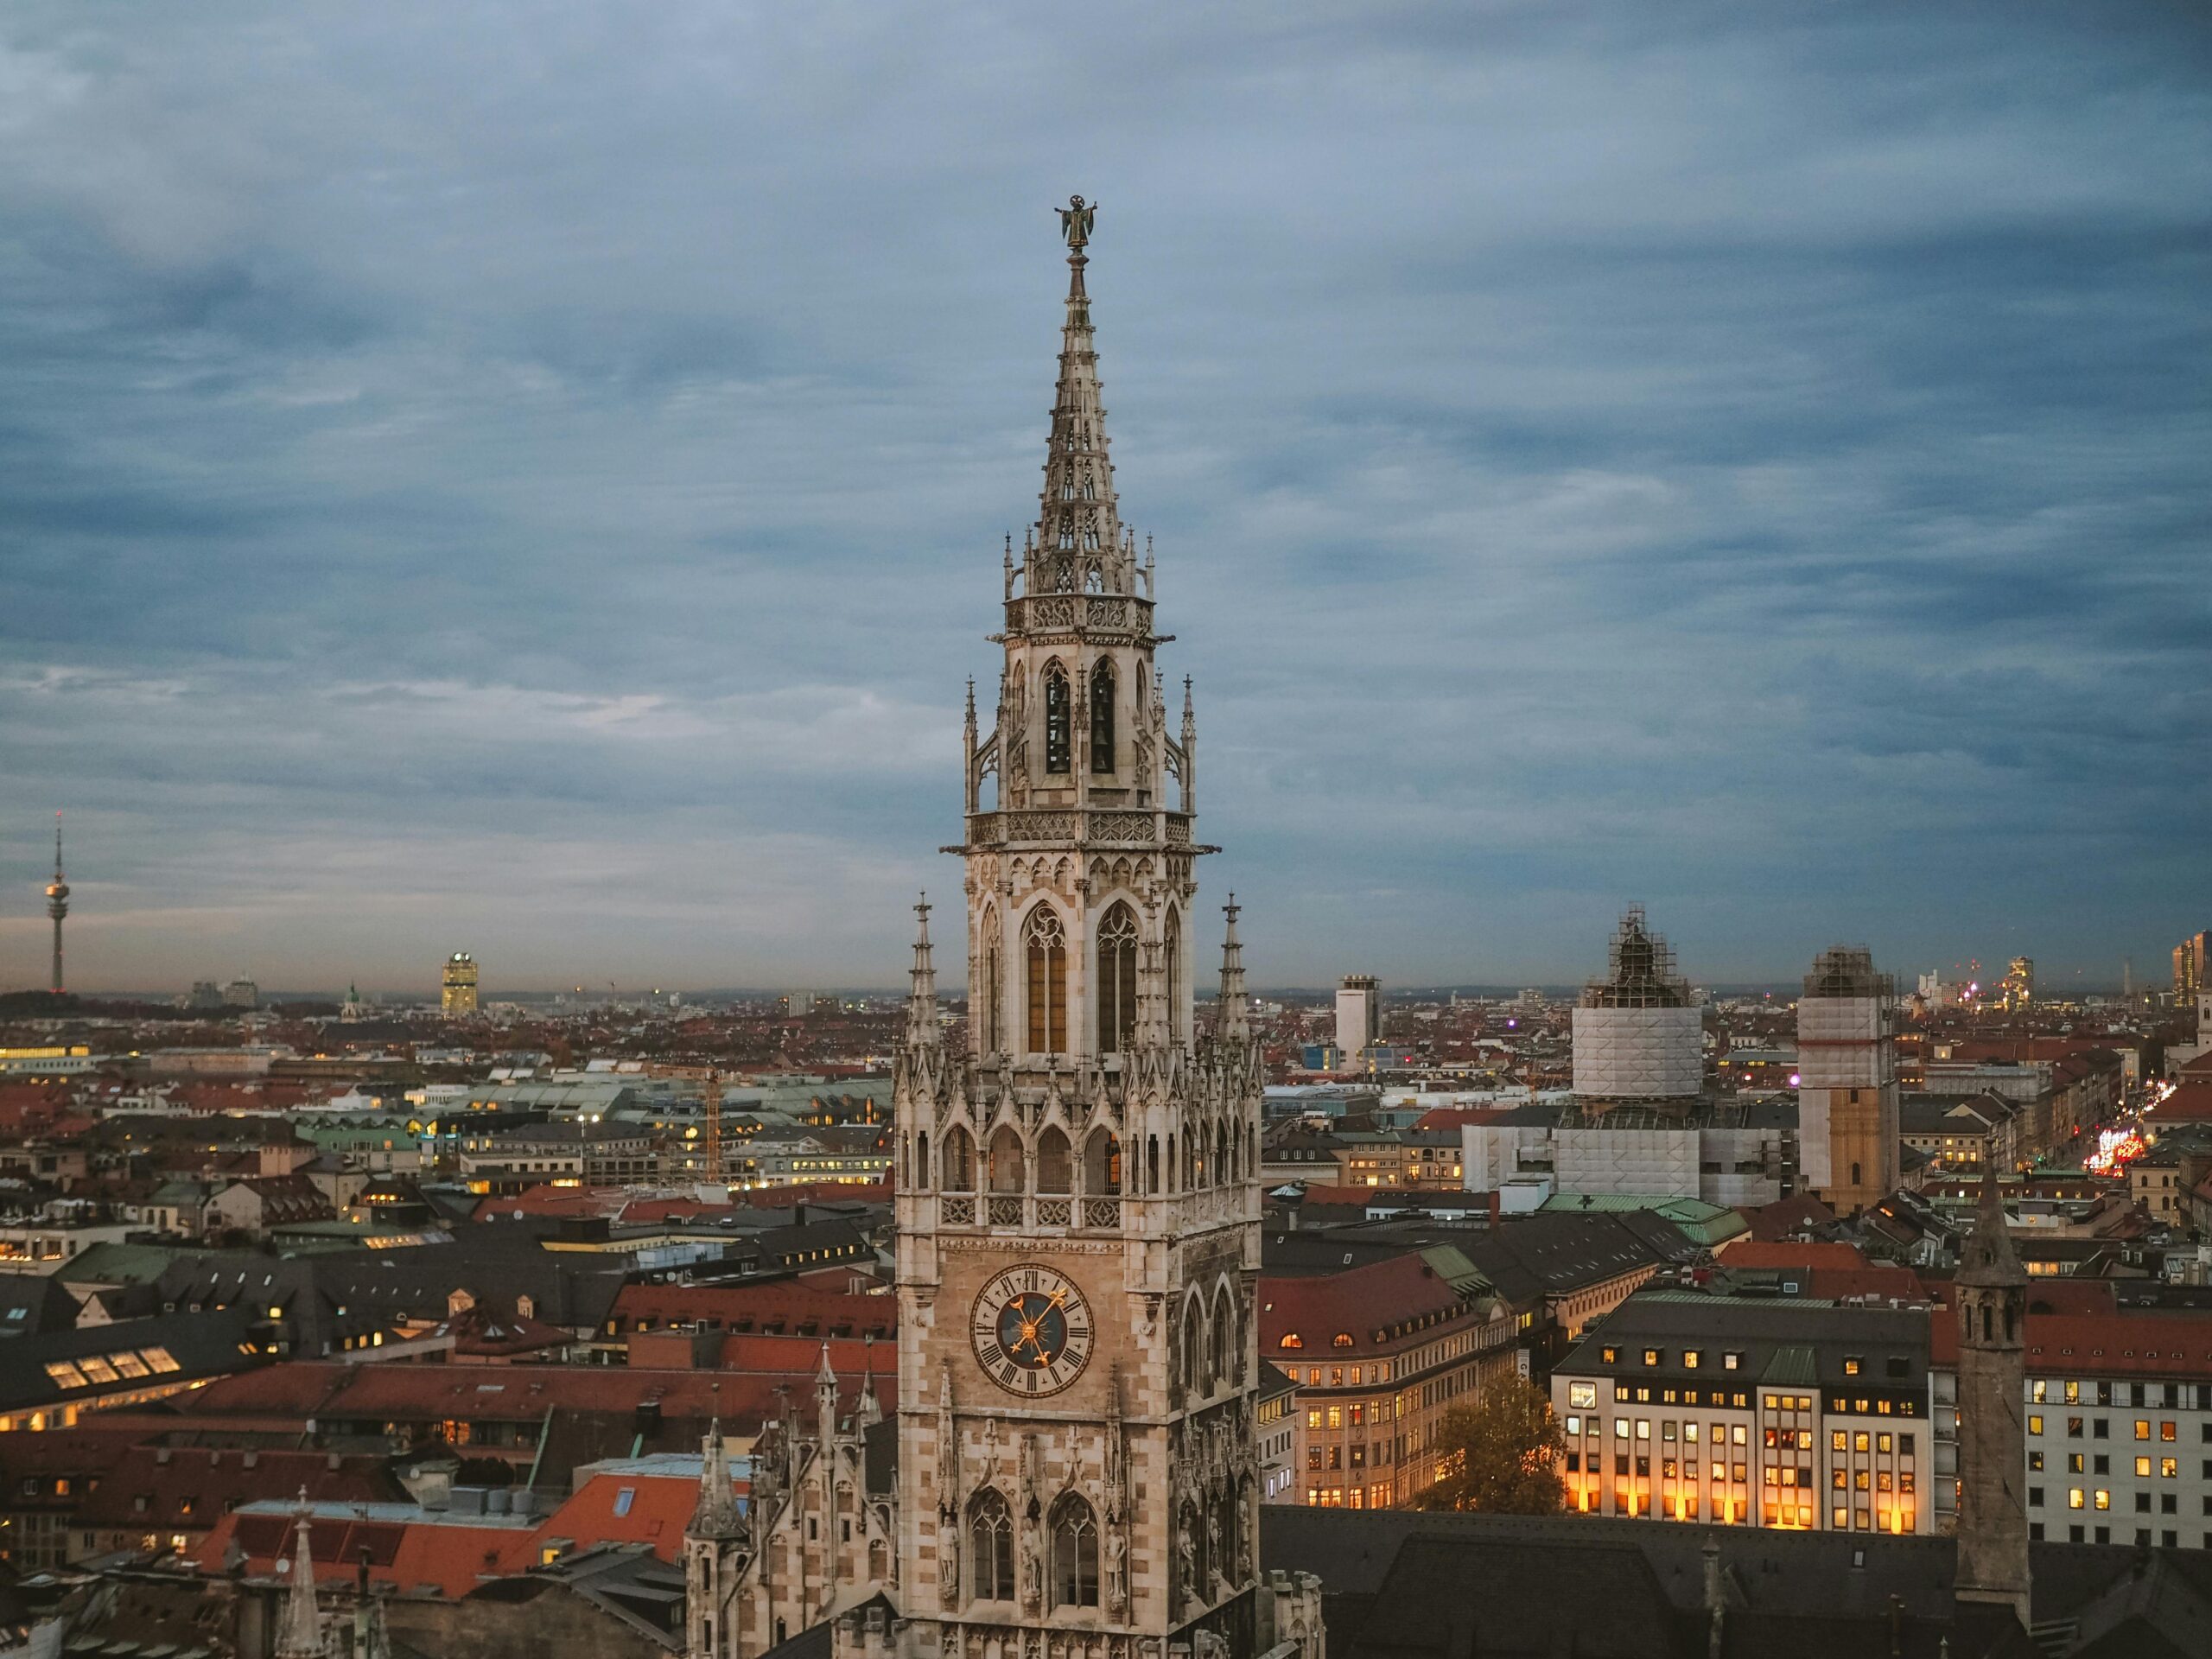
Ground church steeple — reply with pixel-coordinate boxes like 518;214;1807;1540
1955;1158;2030;1622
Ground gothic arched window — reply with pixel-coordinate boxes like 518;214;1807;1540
1026;907;1067;1053
1090;661;1115;772
1044;667;1071;775
1212;1284;1236;1384
1096;902;1139;1052
969;1491;1014;1602
1049;1493;1099;1609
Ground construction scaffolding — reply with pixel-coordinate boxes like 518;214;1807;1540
1802;944;1894;1001
1581;905;1694;1009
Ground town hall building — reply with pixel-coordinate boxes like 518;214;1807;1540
681;202;1325;1659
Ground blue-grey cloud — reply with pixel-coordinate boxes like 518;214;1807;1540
2;1;2208;992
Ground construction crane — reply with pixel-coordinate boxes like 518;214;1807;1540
703;1065;724;1189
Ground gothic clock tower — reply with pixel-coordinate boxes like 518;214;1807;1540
883;200;1266;1659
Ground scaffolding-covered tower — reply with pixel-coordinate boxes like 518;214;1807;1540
1571;906;1703;1107
1796;944;1898;1216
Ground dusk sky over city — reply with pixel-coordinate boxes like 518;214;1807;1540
3;2;2208;992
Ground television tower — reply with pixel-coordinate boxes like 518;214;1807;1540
44;814;69;994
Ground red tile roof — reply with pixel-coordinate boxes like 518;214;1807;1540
1721;1241;1870;1270
155;1357;888;1434
1258;1253;1475;1359
1929;1306;2212;1375
78;1444;401;1529
609;1282;896;1338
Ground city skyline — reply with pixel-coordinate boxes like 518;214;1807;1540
4;3;2209;989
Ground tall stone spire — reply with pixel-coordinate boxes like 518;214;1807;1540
275;1494;325;1659
1019;193;1143;608
1955;1157;2030;1622
44;813;68;995
690;1419;744;1540
906;895;939;1051
1217;893;1249;1049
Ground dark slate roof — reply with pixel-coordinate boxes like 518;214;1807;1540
0;1305;258;1411
0;1273;82;1338
1556;1289;1930;1393
1262;1509;2086;1658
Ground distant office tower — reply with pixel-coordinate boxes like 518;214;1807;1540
222;977;259;1009
442;952;479;1016
2177;932;2210;1002
1999;955;2033;1013
187;980;224;1010
1336;974;1382;1054
43;815;68;994
1797;945;1899;1217
1572;906;1702;1103
786;990;817;1017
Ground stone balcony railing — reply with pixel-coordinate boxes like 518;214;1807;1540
1005;592;1152;639
938;1192;1122;1232
962;809;1193;849
934;1187;1255;1233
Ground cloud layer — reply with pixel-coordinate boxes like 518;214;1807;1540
3;2;2208;991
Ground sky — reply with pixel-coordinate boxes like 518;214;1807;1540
2;2;2209;995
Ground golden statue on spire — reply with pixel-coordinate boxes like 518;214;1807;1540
1058;194;1096;250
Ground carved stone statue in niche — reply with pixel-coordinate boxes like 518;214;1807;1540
1105;1524;1128;1617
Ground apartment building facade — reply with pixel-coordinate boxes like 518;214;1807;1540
1551;1291;1936;1535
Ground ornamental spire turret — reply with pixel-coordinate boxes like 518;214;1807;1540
44;812;69;995
690;1419;744;1539
1217;894;1249;1049
275;1493;325;1659
815;1339;839;1451
1029;196;1128;597
906;895;939;1051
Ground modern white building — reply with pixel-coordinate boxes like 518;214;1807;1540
1335;975;1381;1058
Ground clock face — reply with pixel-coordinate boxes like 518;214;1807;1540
970;1264;1093;1397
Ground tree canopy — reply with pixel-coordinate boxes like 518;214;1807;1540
1415;1376;1567;1514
